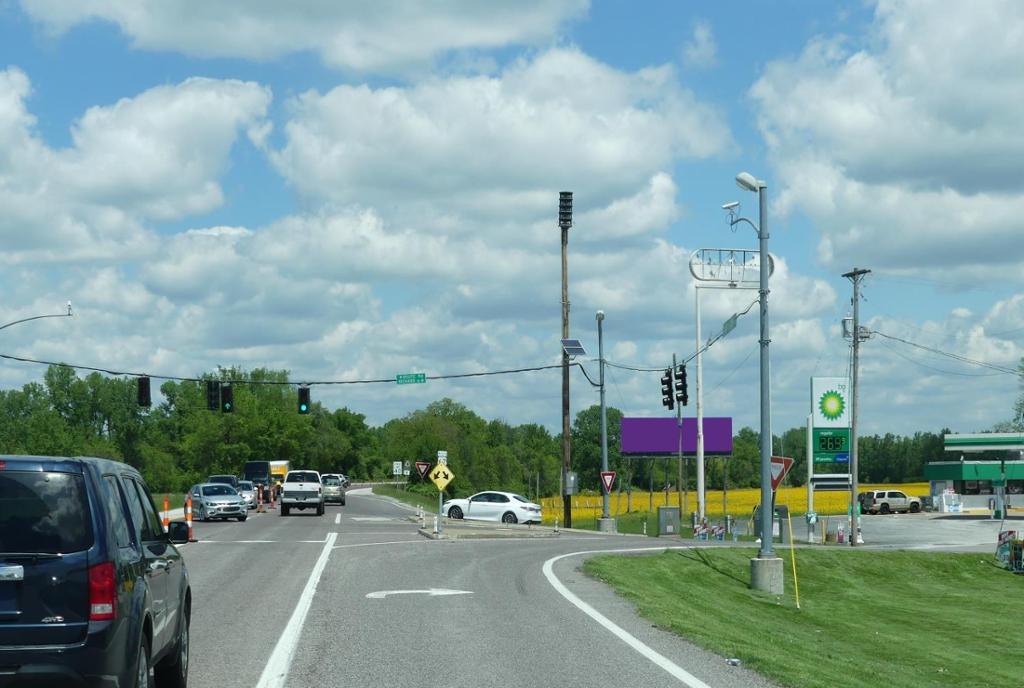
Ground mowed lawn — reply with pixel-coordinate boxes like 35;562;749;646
584;548;1021;688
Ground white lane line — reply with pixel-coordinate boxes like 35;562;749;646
334;513;341;525
366;588;473;599
256;532;338;688
542;547;711;688
332;539;426;550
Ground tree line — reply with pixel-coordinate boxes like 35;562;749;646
0;364;991;497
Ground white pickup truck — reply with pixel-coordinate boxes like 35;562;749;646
280;469;325;516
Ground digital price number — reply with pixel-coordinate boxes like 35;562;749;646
812;428;850;463
817;433;848;452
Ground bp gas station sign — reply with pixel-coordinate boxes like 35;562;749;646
811;377;850;464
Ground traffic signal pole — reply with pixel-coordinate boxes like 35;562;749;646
559;192;573;529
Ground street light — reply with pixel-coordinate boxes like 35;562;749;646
728;171;782;594
596;310;614;531
0;302;73;333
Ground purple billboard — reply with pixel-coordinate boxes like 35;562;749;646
620;417;733;455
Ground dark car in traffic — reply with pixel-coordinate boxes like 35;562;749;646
0;455;192;687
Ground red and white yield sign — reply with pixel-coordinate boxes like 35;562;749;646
600;471;616;493
415;461;431;480
770;456;794;492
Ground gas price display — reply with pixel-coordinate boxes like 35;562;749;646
818;433;848;452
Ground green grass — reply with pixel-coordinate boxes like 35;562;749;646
373;485;443;512
584;548;1021;688
154;493;186;511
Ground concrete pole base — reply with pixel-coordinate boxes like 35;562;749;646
597;517;618;533
750;556;784;595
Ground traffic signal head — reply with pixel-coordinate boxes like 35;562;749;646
137;376;151;407
675;364;688;406
660;369;674;410
221;384;234;413
206;380;221;411
298;386;311;414
558;191;573;229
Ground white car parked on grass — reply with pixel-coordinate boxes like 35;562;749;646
443;491;542;524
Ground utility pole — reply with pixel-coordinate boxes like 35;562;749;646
559;192;573;528
843;267;870;547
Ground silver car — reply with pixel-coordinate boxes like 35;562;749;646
321;474;346;506
236;480;258;509
190;483;248;522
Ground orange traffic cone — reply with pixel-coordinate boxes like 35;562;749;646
185;495;195;542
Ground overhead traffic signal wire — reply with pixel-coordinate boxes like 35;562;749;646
601;296;761;376
0;352;576;386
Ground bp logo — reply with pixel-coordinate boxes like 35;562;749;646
818;390;845;421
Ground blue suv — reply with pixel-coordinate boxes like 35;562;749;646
0;456;191;687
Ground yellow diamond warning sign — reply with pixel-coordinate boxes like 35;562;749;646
430;464;454;491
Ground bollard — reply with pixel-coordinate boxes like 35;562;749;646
162;495;170;532
269;484;276;510
185;495;195;542
554;517;559;533
643;519;647;536
432;516;438;534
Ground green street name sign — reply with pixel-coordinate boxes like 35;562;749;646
396;373;427;385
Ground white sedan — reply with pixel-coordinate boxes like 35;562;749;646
443;491;542;524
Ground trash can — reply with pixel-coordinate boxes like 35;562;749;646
658;506;680;536
752;505;790;544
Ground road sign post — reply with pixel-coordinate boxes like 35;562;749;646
431;451;453;536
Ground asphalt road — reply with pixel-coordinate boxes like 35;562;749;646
181;488;781;688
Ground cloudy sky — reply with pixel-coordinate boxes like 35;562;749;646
1;0;1022;437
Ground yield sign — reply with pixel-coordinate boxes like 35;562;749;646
415;461;431;479
600;471;616;493
770;456;794;492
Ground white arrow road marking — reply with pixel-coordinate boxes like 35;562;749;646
256;532;337;688
365;588;473;599
334;513;341;525
543;547;712;688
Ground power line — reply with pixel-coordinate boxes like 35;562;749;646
871;331;1021;376
876;339;1007;377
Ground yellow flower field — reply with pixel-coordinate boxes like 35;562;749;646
539;482;929;524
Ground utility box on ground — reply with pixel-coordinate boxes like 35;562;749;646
658;506;680;536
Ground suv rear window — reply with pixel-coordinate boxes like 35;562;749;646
322;477;340;485
0;471;94;554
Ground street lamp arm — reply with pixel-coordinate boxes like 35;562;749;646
729;216;760;235
0;309;74;333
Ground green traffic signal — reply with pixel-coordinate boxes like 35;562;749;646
298;386;311;414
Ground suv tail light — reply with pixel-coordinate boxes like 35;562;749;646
88;562;117;621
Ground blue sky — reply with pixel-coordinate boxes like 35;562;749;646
0;0;1021;438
